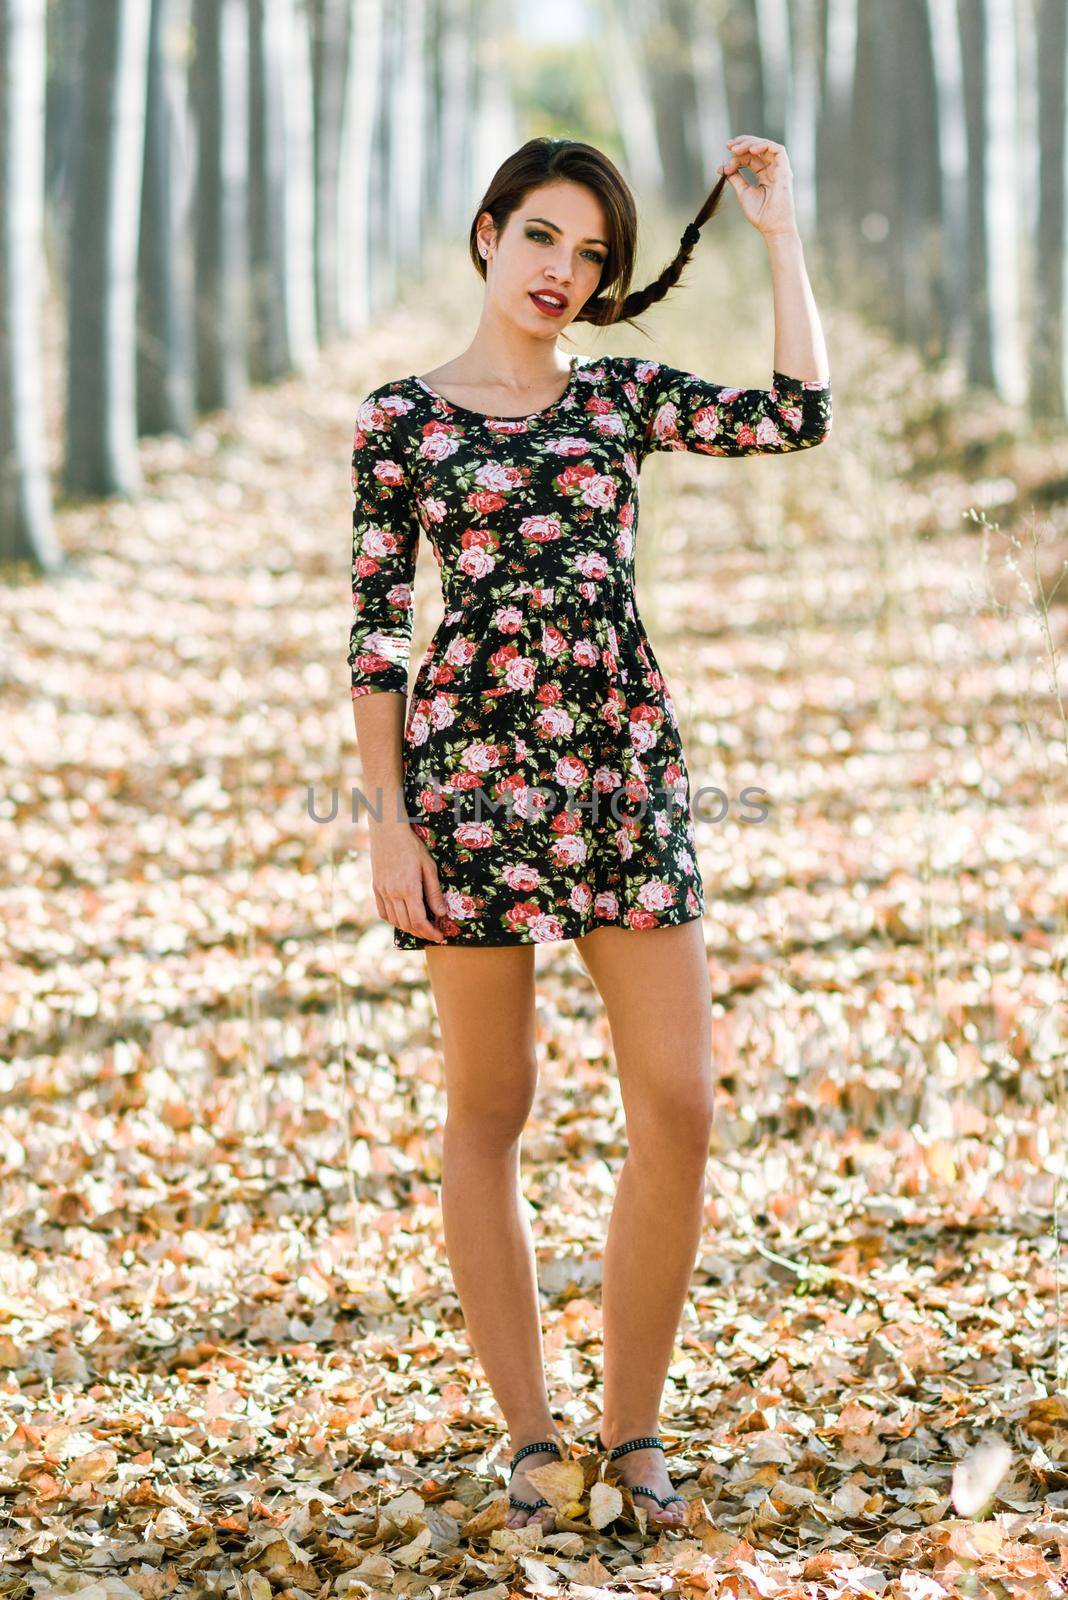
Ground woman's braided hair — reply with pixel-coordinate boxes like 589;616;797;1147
468;137;730;338
605;192;727;333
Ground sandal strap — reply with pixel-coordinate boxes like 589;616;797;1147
510;1437;565;1468
632;1485;685;1509
603;1433;666;1460
508;1492;551;1512
596;1433;683;1517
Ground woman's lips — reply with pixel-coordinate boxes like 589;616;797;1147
529;292;566;317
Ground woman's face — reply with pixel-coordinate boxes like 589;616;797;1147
476;181;609;336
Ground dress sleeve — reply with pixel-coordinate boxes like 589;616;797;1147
622;357;832;462
348;389;420;700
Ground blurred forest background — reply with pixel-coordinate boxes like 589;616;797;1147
7;0;1068;554
1;0;1067;1594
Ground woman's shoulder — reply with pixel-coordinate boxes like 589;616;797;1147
578;352;665;388
575;353;665;420
358;370;423;406
354;373;425;430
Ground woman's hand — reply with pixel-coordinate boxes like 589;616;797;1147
370;822;448;943
717;137;799;239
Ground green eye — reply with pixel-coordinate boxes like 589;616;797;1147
526;229;605;265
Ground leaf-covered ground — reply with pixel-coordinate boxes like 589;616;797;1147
1;251;1067;1598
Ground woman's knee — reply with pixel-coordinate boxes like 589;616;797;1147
622;1070;715;1161
443;1056;539;1149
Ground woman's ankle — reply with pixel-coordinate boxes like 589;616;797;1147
599;1423;663;1451
507;1416;564;1451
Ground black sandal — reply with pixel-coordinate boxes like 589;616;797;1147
598;1433;685;1518
507;1436;566;1519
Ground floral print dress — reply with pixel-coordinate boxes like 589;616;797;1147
349;353;832;949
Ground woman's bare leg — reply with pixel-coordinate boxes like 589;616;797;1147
423;943;563;1530
572;917;714;1525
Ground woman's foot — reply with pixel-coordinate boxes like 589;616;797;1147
504;1436;565;1531
601;1435;686;1528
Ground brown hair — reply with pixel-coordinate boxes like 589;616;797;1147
468;136;729;337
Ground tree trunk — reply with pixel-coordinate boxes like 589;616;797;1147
687;1;731;191
719;0;766;145
895;0;943;356
311;0;353;346
248;0;279;380
339;0;384;335
645;0;704;208
392;0;427;286
787;0;821;243
43;0;83;225
65;0;151;497
817;0;859;300
434;0;482;236
367;0;400;315
138;0;195;437
593;0;663;198
849;0;906;330
470;0;518;190
984;0;1023;402
957;0;995;387
927;0;969;368
1029;0;1063;417
191;0;249;412
280;0;318;372
0;0;61;568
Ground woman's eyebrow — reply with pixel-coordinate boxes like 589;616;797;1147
524;216;609;247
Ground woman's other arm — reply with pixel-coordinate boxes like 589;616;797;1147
349;392;445;942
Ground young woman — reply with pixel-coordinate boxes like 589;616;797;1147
349;136;831;1532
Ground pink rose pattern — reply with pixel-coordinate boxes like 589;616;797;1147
349;355;832;947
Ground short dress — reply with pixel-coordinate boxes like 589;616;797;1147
349;352;832;949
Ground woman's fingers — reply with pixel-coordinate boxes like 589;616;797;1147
405;894;445;941
423;858;449;922
396;882;444;942
720;136;783;177
372;842;448;943
377;882;435;942
726;135;783;154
